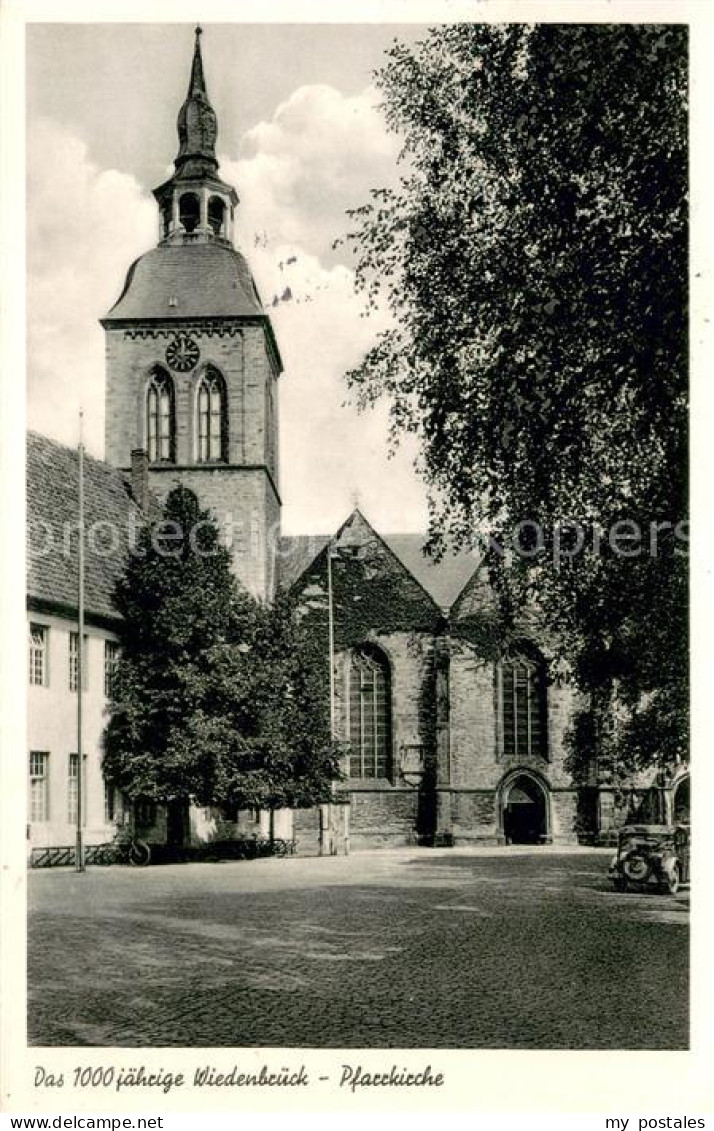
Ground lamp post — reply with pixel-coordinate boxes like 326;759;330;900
320;546;337;855
325;543;350;857
327;545;336;743
75;410;85;873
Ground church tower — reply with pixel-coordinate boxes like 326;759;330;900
102;27;282;600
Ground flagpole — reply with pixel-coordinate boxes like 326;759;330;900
76;410;85;874
327;546;336;744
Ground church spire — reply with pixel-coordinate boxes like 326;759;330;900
187;25;207;96
175;25;218;177
152;27;238;246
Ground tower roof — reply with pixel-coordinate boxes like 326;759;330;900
187;24;207;95
102;243;263;321
103;28;282;371
101;242;283;371
174;26;218;179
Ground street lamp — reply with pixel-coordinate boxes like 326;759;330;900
327;545;336;744
323;544;350;856
320;546;338;856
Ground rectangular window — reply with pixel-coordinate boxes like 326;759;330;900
104;640;119;697
209;387;221;457
67;753;79;825
147;387;158;462
29;752;49;822
104;781;115;824
159;395;171;460
29;624;48;686
69;633;78;692
69;633;88;692
198;386;209;462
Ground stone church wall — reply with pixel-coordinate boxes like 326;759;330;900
447;637;580;843
146;464;278;599
105;324;278;470
334;631;437;848
104;322;280;599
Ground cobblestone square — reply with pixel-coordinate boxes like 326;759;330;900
28;847;688;1049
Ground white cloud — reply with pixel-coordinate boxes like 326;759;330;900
247;244;426;533
27;118;155;455
223;83;400;261
223;84;425;533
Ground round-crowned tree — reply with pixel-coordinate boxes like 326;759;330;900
103;486;341;839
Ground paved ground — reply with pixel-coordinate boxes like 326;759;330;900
27;847;689;1049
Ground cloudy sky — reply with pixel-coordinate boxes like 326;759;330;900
26;22;432;534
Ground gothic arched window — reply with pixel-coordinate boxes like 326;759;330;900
196;367;227;463
146;368;175;463
348;646;391;778
497;652;547;759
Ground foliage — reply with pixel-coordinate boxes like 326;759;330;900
225;587;344;811
343;24;688;776
103;486;341;816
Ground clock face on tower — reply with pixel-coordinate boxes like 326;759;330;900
166;333;200;372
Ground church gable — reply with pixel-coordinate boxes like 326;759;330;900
449;565;504;659
451;563;556;660
290;510;444;646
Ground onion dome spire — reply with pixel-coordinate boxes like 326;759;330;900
175;26;218;177
152;27;238;246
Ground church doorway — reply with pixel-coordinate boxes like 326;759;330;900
673;774;690;825
501;772;549;844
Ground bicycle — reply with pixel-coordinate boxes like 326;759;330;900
92;828;151;867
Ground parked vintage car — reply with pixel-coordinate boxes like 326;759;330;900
608;824;690;893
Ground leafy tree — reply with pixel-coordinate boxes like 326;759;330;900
103;486;340;840
218;589;344;823
343;24;687;780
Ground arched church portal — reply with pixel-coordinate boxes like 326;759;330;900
500;771;550;845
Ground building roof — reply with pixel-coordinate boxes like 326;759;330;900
27;437;479;624
386;534;480;611
102;244;265;323
26;432;145;625
279;526;478;612
278;535;331;591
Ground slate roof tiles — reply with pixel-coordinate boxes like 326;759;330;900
103;244;264;322
26;431;145;624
